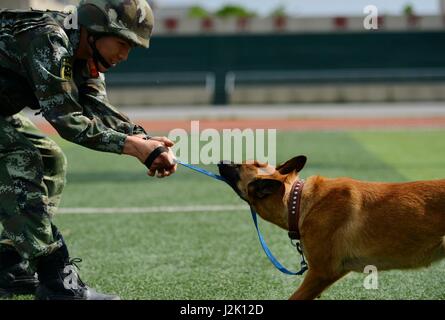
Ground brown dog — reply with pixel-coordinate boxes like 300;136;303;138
218;156;445;300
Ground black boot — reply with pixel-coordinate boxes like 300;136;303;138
35;242;120;300
0;248;39;298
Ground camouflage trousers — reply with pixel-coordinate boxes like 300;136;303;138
0;113;67;260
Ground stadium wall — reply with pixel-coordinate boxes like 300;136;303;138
107;30;445;105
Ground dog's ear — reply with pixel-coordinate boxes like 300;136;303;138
248;179;283;199
276;155;307;175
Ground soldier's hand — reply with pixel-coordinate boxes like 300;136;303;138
147;136;175;147
122;136;177;178
147;147;177;178
145;136;177;178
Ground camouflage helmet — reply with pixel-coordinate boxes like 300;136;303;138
78;0;154;48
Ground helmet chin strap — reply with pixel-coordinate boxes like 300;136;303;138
88;34;112;70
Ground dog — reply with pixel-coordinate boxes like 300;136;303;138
218;156;445;300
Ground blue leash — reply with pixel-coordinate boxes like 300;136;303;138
176;160;308;276
176;160;227;182
250;207;307;276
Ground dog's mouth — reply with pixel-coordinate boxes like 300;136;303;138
218;161;246;200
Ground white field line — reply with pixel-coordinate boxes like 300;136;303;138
58;204;248;215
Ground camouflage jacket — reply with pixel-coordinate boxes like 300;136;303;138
0;9;147;154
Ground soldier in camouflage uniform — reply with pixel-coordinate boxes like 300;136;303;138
0;0;177;300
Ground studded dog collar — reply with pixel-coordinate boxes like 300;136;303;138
288;179;305;240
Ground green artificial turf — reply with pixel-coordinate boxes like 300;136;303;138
3;129;445;300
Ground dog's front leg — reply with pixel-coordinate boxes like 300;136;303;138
289;270;345;300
